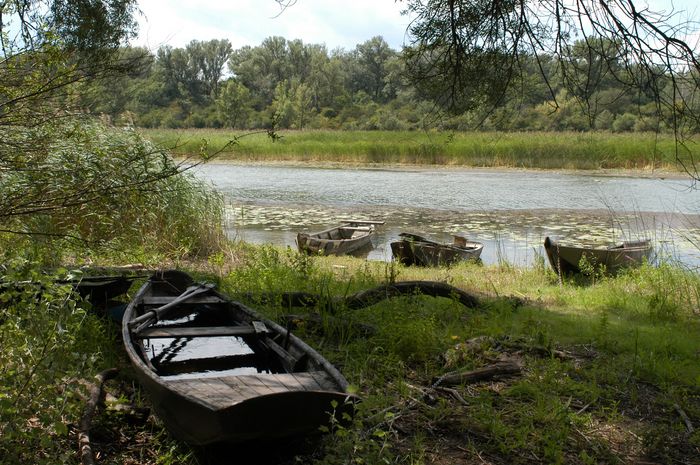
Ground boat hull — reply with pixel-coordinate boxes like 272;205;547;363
297;223;375;256
391;235;483;267
544;237;652;276
122;271;356;445
130;368;351;445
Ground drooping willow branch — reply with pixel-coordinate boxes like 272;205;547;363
402;0;700;178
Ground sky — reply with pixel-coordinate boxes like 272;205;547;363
133;0;699;52
134;0;413;51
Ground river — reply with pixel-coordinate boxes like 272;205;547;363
192;163;700;268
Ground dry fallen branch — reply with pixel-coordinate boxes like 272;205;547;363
674;403;695;434
345;281;479;309
433;361;522;387
78;368;119;465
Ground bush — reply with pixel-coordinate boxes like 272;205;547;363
0;261;116;464
0;117;224;262
612;113;638;132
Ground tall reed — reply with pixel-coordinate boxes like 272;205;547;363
141;129;693;171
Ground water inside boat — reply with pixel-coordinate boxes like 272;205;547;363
139;304;287;379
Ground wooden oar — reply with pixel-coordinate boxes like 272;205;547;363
129;283;216;334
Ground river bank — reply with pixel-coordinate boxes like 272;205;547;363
143;128;698;172
53;247;700;465
187;157;690;180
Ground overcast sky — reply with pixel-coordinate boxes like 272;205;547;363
134;0;412;51
134;0;699;52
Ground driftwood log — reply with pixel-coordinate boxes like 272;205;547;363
78;368;119;465
344;281;479;309
433;361;522;387
240;280;480;311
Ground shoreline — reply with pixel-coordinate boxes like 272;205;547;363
180;156;689;180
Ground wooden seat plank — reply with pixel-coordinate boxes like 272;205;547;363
155;353;259;376
236;375;277;396
269;373;305;391
143;295;225;305
218;376;265;401
136;325;256;339
308;371;338;391
194;379;239;409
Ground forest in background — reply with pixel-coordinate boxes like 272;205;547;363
84;35;697;133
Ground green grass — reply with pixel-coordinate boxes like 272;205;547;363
3;243;699;464
141;128;698;171
209;245;700;464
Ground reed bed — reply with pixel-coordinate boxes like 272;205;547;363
141;129;695;171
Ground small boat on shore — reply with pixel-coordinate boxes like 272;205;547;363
391;233;484;267
296;220;383;256
69;275;136;307
122;270;356;445
544;236;652;276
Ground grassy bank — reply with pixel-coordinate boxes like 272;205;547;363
218;247;700;464
6;243;697;464
142;128;697;171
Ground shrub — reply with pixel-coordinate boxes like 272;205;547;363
0;261;117;464
0;117;224;262
612;113;638;132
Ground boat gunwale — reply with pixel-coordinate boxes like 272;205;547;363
122;276;352;411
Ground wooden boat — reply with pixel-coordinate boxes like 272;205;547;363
122;270;356;445
69;275;135;307
296;220;383;256
391;232;484;266
544;236;652;276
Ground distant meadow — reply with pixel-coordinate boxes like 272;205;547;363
142;129;696;171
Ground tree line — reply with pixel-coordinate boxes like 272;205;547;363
84;35;696;133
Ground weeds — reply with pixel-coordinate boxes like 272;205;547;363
0;260;120;464
3;242;700;464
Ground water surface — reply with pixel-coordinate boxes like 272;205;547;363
193;163;700;268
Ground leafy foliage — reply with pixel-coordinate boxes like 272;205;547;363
0;118;224;262
0;261;118;465
82;32;699;137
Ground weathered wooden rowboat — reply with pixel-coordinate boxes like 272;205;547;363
296;220;384;256
69;275;135;307
391;232;484;266
544;236;652;276
122;270;356;445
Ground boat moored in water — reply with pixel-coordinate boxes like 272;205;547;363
391;232;484;267
544;236;652;276
296;220;383;256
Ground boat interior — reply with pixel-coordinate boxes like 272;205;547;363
131;281;313;379
314;225;372;240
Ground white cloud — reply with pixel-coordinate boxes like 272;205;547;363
134;0;411;51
